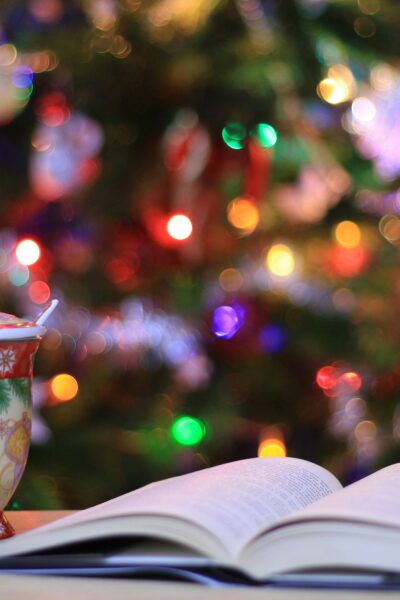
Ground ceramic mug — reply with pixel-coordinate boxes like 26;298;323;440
0;300;58;538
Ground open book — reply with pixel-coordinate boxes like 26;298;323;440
1;457;400;582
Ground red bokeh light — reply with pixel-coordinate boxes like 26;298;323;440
340;371;362;392
316;365;339;390
29;281;51;304
35;92;70;127
328;246;368;278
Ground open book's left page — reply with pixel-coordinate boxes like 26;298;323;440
0;458;341;561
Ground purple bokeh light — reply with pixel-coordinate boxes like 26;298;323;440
211;305;241;339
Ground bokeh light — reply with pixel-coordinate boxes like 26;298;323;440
329;245;367;277
379;215;400;244
211;305;241;339
171;416;206;445
317;66;355;105
253;123;278;148
259;324;286;353
29;281;51;304
340;371;362;392
354;16;376;38
34;92;70;127
12;65;34;89
258;438;287;458
221;122;246;150
266;244;295;277
50;374;79;402
354;419;377;441
16;239;41;266
0;44;17;67
8;265;30;287
351;97;376;122
317;78;351;104
219;268;244;292
316;365;339;390
227;197;260;233
334;220;361;248
166;214;193;240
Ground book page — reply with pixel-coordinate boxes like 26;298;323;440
276;463;400;529
12;457;341;557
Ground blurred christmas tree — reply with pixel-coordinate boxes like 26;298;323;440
1;0;400;508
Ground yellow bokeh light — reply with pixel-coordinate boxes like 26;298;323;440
266;244;295;277
334;221;361;248
227;197;260;233
379;215;400;244
370;63;395;92
317;78;351;105
50;374;79;402
327;64;354;86
0;44;17;67
317;65;355;106
258;438;287;458
15;239;41;266
354;420;376;442
166;214;193;240
219;268;244;292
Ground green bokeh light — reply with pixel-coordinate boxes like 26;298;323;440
253;123;278;148
171;416;206;446
221;122;246;150
12;83;33;101
8;265;30;287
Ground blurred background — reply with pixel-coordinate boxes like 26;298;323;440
0;0;399;509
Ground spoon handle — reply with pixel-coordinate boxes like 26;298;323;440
34;299;59;326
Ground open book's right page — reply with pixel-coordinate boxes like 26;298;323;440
277;463;400;528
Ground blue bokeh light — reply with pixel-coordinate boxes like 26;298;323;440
12;65;34;88
259;323;286;353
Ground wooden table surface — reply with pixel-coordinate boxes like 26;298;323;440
0;511;397;599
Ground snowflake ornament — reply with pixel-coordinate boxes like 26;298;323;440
0;348;17;375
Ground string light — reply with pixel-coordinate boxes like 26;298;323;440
171;416;206;445
166;214;193;240
50;374;79;402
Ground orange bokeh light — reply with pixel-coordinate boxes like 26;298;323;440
50;374;79;403
258;438;287;458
